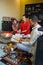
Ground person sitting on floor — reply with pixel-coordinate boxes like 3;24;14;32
16;15;43;53
17;14;31;35
12;19;19;34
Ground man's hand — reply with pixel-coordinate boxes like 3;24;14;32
17;29;21;34
22;30;27;33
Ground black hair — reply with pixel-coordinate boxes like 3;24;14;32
30;15;39;22
23;14;28;18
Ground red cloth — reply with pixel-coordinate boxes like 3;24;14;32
20;20;31;35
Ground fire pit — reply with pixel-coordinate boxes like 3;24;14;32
1;32;12;39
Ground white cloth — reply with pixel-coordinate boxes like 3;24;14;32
22;24;43;45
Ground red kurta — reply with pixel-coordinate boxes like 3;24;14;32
20;20;30;35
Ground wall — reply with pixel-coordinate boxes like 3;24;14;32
13;0;20;20
20;0;43;18
0;0;20;30
0;0;43;30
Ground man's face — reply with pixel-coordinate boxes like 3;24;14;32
22;16;26;22
30;19;34;27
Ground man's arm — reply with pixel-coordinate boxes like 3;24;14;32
22;29;40;45
22;30;27;33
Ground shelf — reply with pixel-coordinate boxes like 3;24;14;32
25;3;43;26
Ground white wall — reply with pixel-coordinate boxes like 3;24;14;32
0;0;20;30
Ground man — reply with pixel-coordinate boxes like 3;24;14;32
16;15;43;53
17;14;31;35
